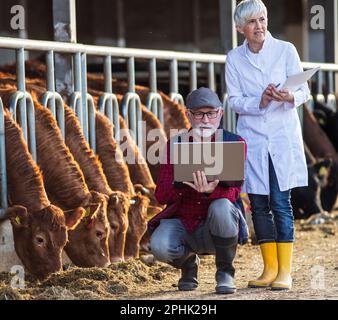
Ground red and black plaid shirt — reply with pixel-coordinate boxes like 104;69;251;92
155;130;247;233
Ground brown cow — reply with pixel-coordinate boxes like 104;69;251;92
0;83;110;268
95;111;152;258
3;109;81;280
125;193;150;259
30;92;110;268
62;103;129;262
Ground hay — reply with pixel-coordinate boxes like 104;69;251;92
0;257;178;300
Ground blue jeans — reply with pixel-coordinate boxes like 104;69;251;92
150;199;240;263
248;155;294;244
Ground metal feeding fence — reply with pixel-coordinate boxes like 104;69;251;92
0;36;337;218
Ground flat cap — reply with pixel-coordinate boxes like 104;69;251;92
186;87;222;110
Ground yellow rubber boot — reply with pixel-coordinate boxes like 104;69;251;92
248;242;278;288
271;243;293;290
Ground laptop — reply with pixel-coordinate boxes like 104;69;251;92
173;141;245;187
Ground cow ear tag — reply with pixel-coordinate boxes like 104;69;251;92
319;166;328;177
84;207;91;217
15;216;21;225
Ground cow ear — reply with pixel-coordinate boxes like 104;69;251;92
82;203;102;229
134;184;151;196
7;205;29;228
108;194;119;206
88;203;101;219
65;207;85;230
89;190;107;204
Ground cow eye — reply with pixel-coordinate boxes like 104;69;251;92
96;231;104;240
35;236;45;246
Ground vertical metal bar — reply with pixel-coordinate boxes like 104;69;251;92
208;62;215;91
149;58;157;93
112;97;120;142
104;55;113;120
149;58;158;117
81;53;89;143
170;59;179;94
226;105;232;132
232;108;237;133
74;52;81;92
127;57;137;143
87;95;96;152
307;79;315;112
0;98;8;215
127;57;135;93
316;70;326;104
327;71;337;111
328;71;334;93
16;48;28;142
104;56;113;93
169;59;184;104
190;61;197;91
317;70;323;93
26;96;37;162
46;50;56;116
297;105;304;133
73;52;83;127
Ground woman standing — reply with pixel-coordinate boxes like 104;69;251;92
226;0;310;290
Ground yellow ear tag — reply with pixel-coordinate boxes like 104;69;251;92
84;207;91;217
319;166;328;177
15;216;21;225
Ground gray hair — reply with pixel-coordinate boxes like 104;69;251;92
234;0;268;28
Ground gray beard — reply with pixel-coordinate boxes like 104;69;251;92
194;126;217;138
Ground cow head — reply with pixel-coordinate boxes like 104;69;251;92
124;193;150;260
65;191;110;267
7;204;71;281
312;159;332;187
106;191;130;263
134;184;161;208
292;158;334;219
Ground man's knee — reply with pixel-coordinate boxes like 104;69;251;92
150;223;186;262
150;231;172;262
207;199;239;238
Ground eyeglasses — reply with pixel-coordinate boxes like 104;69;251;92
189;110;220;120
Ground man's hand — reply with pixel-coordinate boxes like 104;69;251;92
183;170;219;194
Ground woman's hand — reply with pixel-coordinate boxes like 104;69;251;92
183;171;219;194
260;84;275;108
260;84;294;108
274;89;295;103
269;85;294;104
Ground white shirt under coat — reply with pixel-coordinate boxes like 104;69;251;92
225;31;310;195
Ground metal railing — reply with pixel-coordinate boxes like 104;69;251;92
0;36;337;218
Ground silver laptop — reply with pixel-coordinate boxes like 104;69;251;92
173;141;245;187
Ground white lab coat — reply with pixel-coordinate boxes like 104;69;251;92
225;32;310;195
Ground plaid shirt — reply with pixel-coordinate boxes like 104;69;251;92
155;130;247;233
